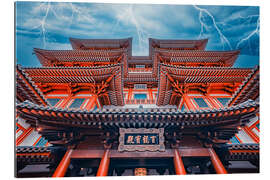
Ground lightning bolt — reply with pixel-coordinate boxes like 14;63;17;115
40;2;50;48
27;2;51;48
193;5;232;50
236;16;259;50
119;5;150;55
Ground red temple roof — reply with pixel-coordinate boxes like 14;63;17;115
34;48;127;66
16;99;258;144
157;64;253;106
23;64;124;106
155;49;240;66
228;66;259;106
16;65;49;106
69;37;132;58
149;38;208;57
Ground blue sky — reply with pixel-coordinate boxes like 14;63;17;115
15;2;259;67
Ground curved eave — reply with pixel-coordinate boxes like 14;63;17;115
16;65;49;106
228;66;259;107
23;64;122;78
69;37;132;57
23;64;124;106
34;48;127;66
16;146;64;165
149;38;208;57
159;63;252;77
155;49;240;67
219;144;259;161
156;64;252;106
16;100;258;130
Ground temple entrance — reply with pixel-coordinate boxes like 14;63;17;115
68;157;175;176
182;157;214;174
109;158;175;176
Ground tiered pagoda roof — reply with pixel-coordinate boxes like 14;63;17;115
157;64;253;106
149;38;208;57
16;65;49;106
154;49;240;66
69;37;132;58
23;64;124;106
228;66;259;107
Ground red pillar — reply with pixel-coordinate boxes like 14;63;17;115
173;149;186;175
208;148;227;174
127;88;133;100
96;149;110;176
52;149;73;177
148;88;153;100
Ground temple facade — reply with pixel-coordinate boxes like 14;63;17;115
16;37;259;177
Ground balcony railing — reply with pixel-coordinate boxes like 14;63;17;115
125;99;156;104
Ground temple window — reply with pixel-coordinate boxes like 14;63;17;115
217;97;230;106
134;94;147;99
68;98;86;109
47;98;61;106
193;98;208;108
135;65;145;68
134;84;147;89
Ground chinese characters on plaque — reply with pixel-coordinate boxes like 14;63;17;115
125;133;159;145
118;128;165;152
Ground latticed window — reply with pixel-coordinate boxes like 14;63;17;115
194;98;208;108
69;98;85;109
135;65;145;68
134;84;147;89
134;94;147;99
217;97;230;106
47;98;60;106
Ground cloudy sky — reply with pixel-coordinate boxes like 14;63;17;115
15;2;259;67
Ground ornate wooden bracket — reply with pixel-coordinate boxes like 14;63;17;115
165;131;183;148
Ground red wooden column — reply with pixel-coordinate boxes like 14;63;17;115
148;88;153;102
52;149;73;177
96;149;110;176
208;148;227;174
127;88;133;100
173;149;186;175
